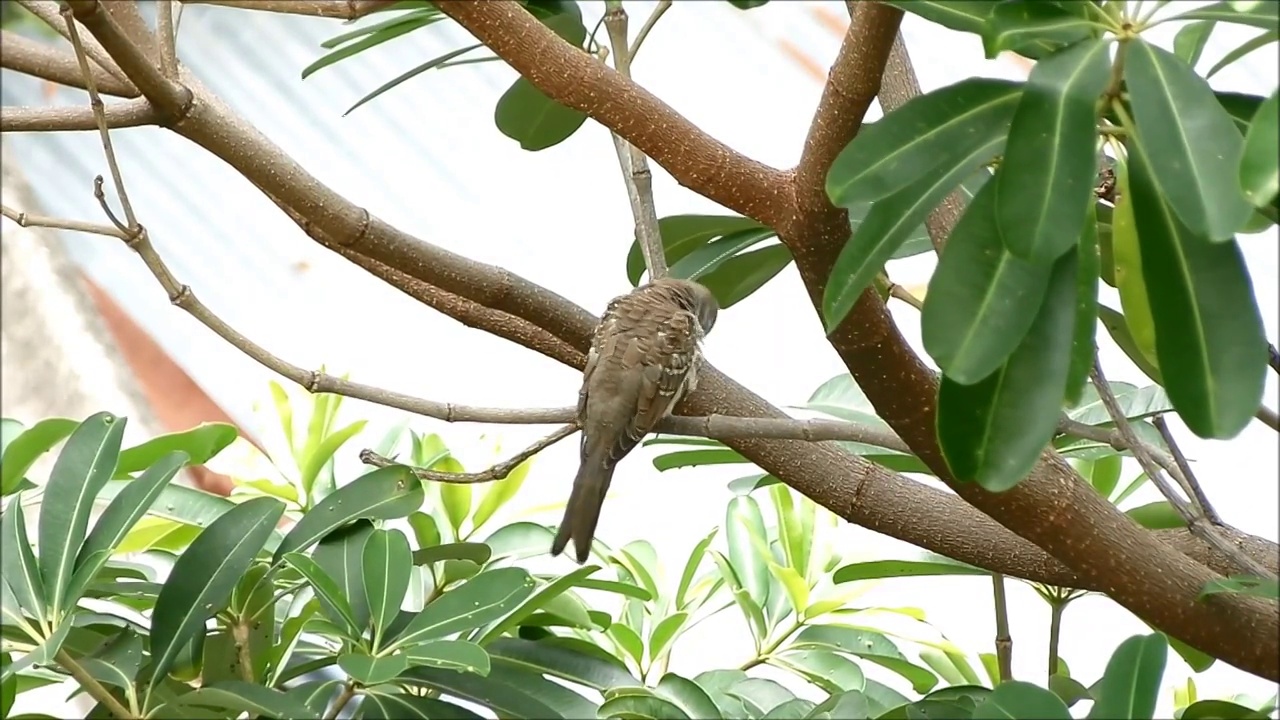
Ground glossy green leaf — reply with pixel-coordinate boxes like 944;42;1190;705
1125;139;1266;438
1239;89;1278;207
338;651;408;685
1086;633;1168;719
647;612;689;664
709;551;766;645
772;648;866;695
997;37;1110;263
38;412;126;619
922;178;1054;383
1076;382;1172;430
344;43;482;116
0;417;78;494
69;451;187;608
114;424;233;479
792;625;937;694
882;1;999;35
1180;700;1269;719
283;552;360;636
1;495;47;627
492;636;636;692
676;527;717;610
494;76;587;151
1199;574;1280;600
825;138;1002;331
165;680;315;719
405;638;491;675
1126;38;1254;240
150;497;284;682
653;447;747;471
95;480;237;531
360;689;485;720
1098;305;1164;385
1208;28;1277;78
1111;158;1161;371
363;528;413;648
1126;501;1187;530
834;554;988;583
770;483;813;584
413;541;491;566
695;243;794;309
303;8;442;78
387;567;535;650
725;497;771;615
938;247;1080;490
299;419;366;499
0;622;70;683
650;673;722;720
313;521;375;632
472;454;533;529
974;680;1071;719
982;1;1100;59
479;564;599;644
273;465;421;562
626;214;768;286
406;663;588;718
827;78;1021;203
1173;20;1216;67
601;687;691;720
1065;201;1100;405
483;521;558;562
1164;1;1279;31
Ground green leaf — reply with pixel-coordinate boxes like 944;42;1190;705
413;541;491;566
725;496;770;614
493;76;587;151
607;621;644;666
435;458;471;537
973;680;1072;719
406;662;589;718
1125;38;1254;241
922;179;1054;383
360;689;484;719
709;551;766;646
38;412;126;619
981;1;1100;59
771;648;866;695
150;497;284;682
882;1;999;35
472;455;533;530
94;480;237;531
1199;574;1279;600
68;451;188;608
1087;633;1168;719
1126;500;1187;529
114;424;234;479
313;521;375;632
338;651;408;685
1;495;47;627
1180;700;1269;719
165;680;315;719
996;37;1111;263
834;554;988;583
601;686;691;720
1163;1;1279;31
1208;28;1277;78
792;625;938;695
648;612;689;663
387;567;535;650
1098;305;1163;385
655;673;723;720
770;483;813;584
695;243;794;309
1173;20;1216;67
344;43;482;115
937;246;1080;490
626;215;768;286
1068;381;1171;427
364;528;413;648
824;140;1002;331
765;563;808;618
1239;90;1278;208
282;553;360;636
0;622;70;683
303;8;442;78
0;418;79;495
675;527;717;610
1083;454;1123;499
826;78;1021;203
726;677;798;715
274;465;422;562
299;419;366;500
405;638;491;675
478;564;599;644
1124;137;1266;438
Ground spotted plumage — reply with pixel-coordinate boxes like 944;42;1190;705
550;278;719;563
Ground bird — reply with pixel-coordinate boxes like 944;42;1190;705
550;277;719;564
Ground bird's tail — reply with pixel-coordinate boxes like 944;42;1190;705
550;458;616;564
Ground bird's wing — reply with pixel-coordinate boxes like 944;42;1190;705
622;308;698;450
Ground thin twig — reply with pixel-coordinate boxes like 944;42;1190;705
1258;405;1280;432
602;0;668;280
2;204;128;238
629;0;672;58
888;283;923;310
360;424;579;484
1152;415;1220;524
157;0;179;79
1090;359;1275;579
0;100;156;133
63;5;139;229
1269;342;1280;375
990;573;1013;683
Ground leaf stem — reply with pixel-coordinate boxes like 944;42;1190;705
740;618;803;670
55;648;136;719
991;573;1013;683
325;682;357;720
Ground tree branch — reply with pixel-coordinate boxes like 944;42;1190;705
14;0;130;86
180;0;396;20
1152;414;1220;524
361;424;579;484
0;98;156;132
0;30;139;97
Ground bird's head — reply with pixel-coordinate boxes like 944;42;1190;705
653;277;719;336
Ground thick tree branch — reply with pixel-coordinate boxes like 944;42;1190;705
15;0;130;85
56;0;1280;678
0;31;139;97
